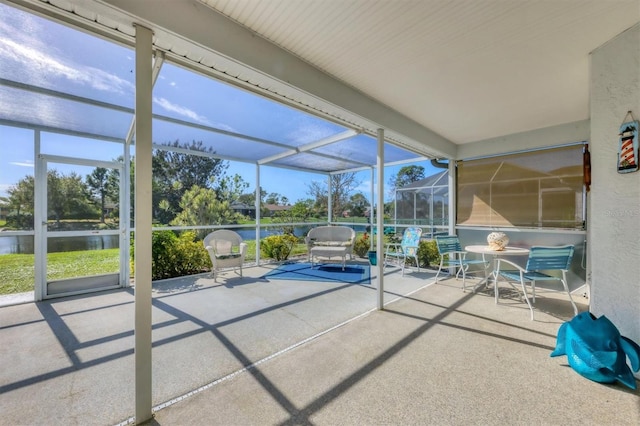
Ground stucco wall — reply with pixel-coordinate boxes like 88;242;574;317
590;23;640;354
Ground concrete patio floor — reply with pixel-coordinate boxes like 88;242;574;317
1;260;637;425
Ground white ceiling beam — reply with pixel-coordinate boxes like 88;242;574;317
258;129;360;165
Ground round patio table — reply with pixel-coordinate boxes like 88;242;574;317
464;245;530;292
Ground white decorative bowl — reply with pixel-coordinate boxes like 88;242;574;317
487;232;509;251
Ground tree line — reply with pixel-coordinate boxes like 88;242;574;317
1;139;424;231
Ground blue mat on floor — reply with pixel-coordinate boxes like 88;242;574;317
262;262;370;284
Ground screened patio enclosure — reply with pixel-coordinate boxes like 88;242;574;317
0;1;431;302
1;1;627;424
394;169;449;239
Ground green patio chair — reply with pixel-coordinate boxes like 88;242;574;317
384;227;422;276
434;235;489;292
495;245;578;320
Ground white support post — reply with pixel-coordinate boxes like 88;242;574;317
34;130;44;301
376;129;385;310
123;131;132;288
369;167;374;251
255;163;261;265
134;24;153;425
327;174;332;223
393;189;397;233
448;160;456;235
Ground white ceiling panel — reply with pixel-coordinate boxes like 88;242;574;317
201;0;640;143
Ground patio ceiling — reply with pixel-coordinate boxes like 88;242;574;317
199;0;640;144
3;0;640;171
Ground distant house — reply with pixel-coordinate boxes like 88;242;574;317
103;202;118;219
263;204;291;217
230;201;256;219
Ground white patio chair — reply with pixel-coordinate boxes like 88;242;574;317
203;230;247;282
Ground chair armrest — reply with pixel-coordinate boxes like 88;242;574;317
496;258;524;272
239;242;248;256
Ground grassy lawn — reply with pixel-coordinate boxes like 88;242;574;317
0;240;311;295
47;249;121;280
0;253;36;294
0;249;121;294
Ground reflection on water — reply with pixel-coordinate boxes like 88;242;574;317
0;225;371;255
0;235;119;255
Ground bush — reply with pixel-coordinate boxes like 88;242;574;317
131;230;210;280
261;234;299;261
404;239;441;268
418;239;442;268
174;231;210;276
353;232;372;257
151;230;179;279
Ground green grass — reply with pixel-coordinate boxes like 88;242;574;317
0;240;311;295
0;249;121;294
0;253;36;294
47;249;121;280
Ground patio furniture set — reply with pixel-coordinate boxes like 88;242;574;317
203;226;578;320
434;235;579;320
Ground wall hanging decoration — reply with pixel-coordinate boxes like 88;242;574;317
551;312;640;389
583;143;591;192
617;111;638;173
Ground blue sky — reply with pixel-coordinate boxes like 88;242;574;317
0;2;439;204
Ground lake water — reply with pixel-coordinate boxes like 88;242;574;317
0;225;368;254
0;234;121;255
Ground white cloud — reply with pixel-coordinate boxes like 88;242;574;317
0;9;134;96
0;36;134;95
287;120;335;144
10;161;34;168
152;97;237;132
153;97;211;125
356;180;374;195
